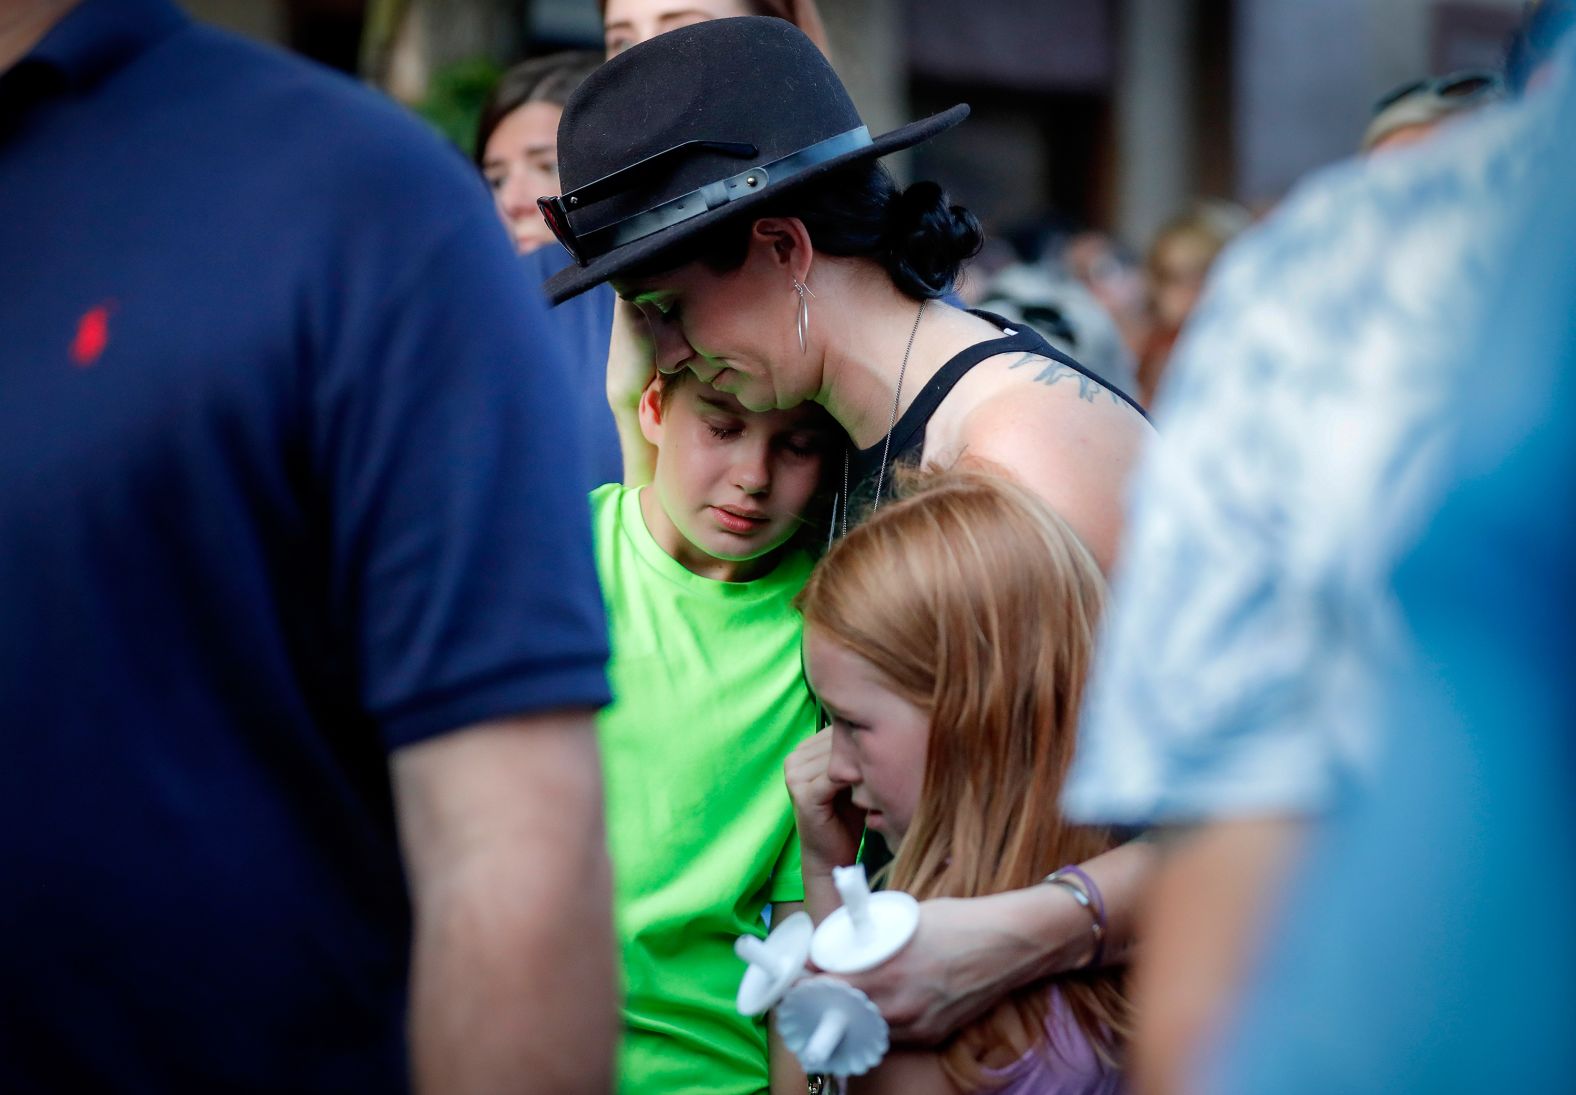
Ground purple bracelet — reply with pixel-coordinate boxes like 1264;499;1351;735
1044;865;1108;969
1059;865;1107;928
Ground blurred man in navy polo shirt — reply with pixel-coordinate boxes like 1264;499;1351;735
0;2;616;1092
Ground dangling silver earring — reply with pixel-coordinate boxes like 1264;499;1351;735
793;276;815;353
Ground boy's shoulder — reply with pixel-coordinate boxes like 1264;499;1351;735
588;483;634;571
589;481;632;530
590;481;626;507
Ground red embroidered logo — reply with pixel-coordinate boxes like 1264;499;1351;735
70;301;117;367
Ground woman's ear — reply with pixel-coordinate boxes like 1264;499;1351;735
750;216;814;281
637;376;666;447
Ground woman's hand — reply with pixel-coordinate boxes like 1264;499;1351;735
785;728;866;910
838;841;1159;1045
608;298;658;413
838;895;1028;1045
608;299;660;485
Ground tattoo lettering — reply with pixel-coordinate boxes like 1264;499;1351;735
1005;352;1124;406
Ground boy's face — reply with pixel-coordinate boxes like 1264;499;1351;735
639;377;834;579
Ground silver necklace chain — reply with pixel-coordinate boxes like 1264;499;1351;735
832;297;928;544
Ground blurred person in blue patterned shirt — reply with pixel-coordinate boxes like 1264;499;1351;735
1212;70;1576;1090
1061;17;1574;1095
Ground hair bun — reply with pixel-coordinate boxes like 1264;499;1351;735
883;181;984;299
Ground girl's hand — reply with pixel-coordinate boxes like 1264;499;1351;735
785;728;865;877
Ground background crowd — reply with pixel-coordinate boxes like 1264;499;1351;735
2;0;1572;1093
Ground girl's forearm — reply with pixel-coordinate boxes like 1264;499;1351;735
801;863;844;924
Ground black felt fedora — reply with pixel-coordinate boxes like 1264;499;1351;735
541;16;968;303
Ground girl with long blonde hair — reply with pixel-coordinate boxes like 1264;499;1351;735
787;471;1129;1093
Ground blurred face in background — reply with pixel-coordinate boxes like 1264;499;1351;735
1064;230;1150;347
481;100;563;255
603;0;752;55
1147;227;1220;333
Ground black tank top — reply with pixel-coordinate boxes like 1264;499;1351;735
841;310;1148;524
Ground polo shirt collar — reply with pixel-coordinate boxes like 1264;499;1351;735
20;0;187;88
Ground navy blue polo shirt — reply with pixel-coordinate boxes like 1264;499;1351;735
0;1;610;1091
521;244;623;489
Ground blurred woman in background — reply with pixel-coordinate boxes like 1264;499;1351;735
1136;201;1249;405
600;0;830;56
475;51;624;485
475;51;602;255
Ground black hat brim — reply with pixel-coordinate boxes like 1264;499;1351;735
543;104;969;305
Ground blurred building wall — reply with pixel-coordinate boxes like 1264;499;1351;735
821;0;908;167
1233;0;1521;207
1116;0;1200;260
178;0;1529;254
1233;0;1373;205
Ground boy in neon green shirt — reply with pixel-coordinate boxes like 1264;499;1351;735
592;368;835;1094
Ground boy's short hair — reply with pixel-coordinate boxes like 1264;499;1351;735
655;368;692;410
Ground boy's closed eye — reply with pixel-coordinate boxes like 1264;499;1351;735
786;431;826;456
701;414;743;440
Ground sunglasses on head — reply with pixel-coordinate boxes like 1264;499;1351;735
537;139;758;265
1371;70;1505;116
538;124;875;267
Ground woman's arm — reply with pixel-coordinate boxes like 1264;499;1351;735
607;299;659;485
955;371;1152;575
840;839;1157;1044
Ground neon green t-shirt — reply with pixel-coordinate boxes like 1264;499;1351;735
591;483;818;1095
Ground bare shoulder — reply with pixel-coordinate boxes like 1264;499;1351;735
946;349;1151;458
925;350;1153;572
996;347;1142;411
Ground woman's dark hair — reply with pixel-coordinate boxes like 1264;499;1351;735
473;52;603;167
626;161;984;300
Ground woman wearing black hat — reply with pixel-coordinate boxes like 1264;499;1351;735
544;18;1148;572
541;13;1157;1056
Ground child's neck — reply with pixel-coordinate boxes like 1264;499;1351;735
637;488;784;583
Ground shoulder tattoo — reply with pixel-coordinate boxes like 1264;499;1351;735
1005;352;1125;407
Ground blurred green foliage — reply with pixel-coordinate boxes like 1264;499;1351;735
415;57;503;156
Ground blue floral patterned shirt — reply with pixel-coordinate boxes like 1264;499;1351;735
1063;51;1572;824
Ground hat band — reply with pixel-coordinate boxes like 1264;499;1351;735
575;125;873;262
